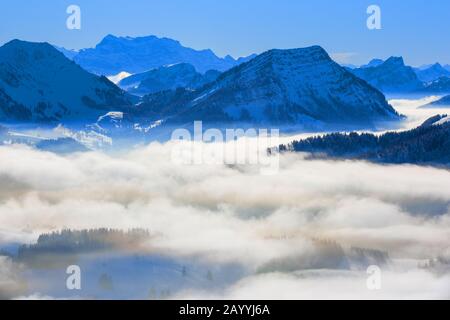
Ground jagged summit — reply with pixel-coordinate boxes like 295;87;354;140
139;46;400;125
384;56;404;65
73;34;254;75
96;34;183;48
350;56;423;93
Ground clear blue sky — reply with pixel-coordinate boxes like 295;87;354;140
1;0;449;66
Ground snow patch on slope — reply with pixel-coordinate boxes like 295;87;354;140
107;72;132;84
434;115;450;126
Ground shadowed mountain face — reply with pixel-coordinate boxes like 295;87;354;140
0;40;134;123
360;58;384;69
415;63;450;82
118;63;221;96
420;77;450;94
137;46;400;126
350;57;424;93
73;35;254;75
279;115;450;167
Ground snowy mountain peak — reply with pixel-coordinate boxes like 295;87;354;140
264;46;331;64
139;46;400;126
0;40;134;122
1;39;65;66
218;46;334;82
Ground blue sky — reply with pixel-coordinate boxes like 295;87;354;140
1;0;449;66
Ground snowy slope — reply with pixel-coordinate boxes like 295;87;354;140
73;35;255;75
421;77;450;94
119;63;221;96
434;115;450;126
139;46;400;125
107;72;132;84
0;40;134;122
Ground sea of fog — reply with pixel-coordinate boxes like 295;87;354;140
0;96;449;300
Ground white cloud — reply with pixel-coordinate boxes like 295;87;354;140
174;269;450;300
0;101;449;299
0;257;25;299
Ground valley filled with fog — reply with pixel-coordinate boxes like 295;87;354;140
0;96;449;300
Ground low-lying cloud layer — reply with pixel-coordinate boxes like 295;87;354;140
0;98;449;299
0;141;449;299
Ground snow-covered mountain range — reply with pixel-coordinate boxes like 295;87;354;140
53;35;450;97
419;77;450;94
137;46;400;125
118;63;221;96
71;35;255;75
12;36;450;139
0;40;134;122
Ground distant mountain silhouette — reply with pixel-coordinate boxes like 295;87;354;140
118;63;221;96
72;34;255;75
415;63;450;82
350;57;424;93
